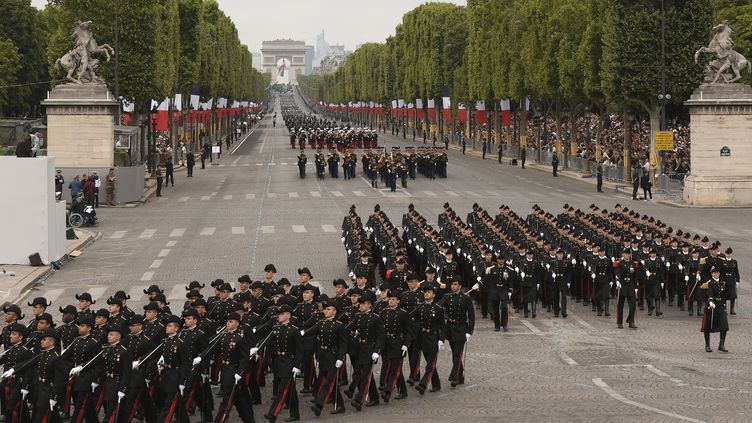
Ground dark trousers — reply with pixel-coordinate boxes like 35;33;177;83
382;356;406;396
632;181;639;199
156;177;163;196
123;383;155;423
200;157;205;169
215;381;253;423
617;293;637;325
31;406;61;423
418;350;440;390
597;174;603;192
521;157;526;169
479;291;489;317
490;298;509;329
298;165;305;178
353;361;377;405
155;391;188;423
482;147;486;159
314;365;345;410
643;187;652;199
553;288;568;316
267;377;298;419
184;377;213;422
407;342;421;382
165;171;174;186
187;165;193;177
71;390;98;423
448;341;465;382
552;163;558;176
302;350;316;389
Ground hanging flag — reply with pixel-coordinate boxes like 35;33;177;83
442;97;451;121
475;101;486;124
174;93;182;111
190;86;201;110
427;98;436;120
500;99;511;127
522;97;530;127
397;99;405;108
457;103;467;123
155;97;169;131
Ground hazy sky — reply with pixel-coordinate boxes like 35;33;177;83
30;0;467;52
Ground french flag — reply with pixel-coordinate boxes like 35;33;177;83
427;98;436;120
442;97;451;121
475;101;486;124
457;103;467;123
156;97;169;131
500;99;511;127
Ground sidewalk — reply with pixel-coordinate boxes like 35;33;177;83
0;228;98;307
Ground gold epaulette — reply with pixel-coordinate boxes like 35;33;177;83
699;258;706;265
700;282;710;290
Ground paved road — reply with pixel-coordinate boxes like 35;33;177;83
30;93;751;422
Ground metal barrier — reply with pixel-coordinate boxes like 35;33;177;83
657;173;686;199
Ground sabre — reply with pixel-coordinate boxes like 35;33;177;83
69;347;107;381
710;306;714;331
687;277;700;301
134;339;167;369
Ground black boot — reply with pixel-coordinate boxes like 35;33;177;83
730;299;736;315
704;332;712;352
719;332;728;352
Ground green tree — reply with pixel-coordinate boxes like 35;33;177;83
0;38;22;113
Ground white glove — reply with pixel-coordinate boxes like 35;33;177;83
300;330;305;336
117;391;125;402
145;379;151;388
737;282;740;286
2;369;14;379
292;367;301;377
341;237;345;243
234;373;242;384
401;345;408;355
456;248;461;254
503;271;508;279
508;292;512;299
91;382;99;393
348;271;354;278
50;399;57;410
514;267;519;273
347;249;352;255
567;283;570;289
611;257;616;262
437;277;441;283
571;259;577;265
250;347;259;356
696;274;701;281
158;355;165;368
645;271;651;278
545;264;550;270
438;340;445;350
684;275;689;281
660;283;664;289
635;289;639;294
609;282;613;288
371;353;380;362
69;365;83;376
536;284;540;290
616;282;622;289
485;267;492;275
476;276;482;282
179;385;185;396
382;257;387;264
520;272;526;278
678;264;683;271
132;360;140;370
335;359;343;368
591;273;596;279
640;260;645;265
551;272;556;279
375;289;381;296
708;301;716;309
20;389;28;398
252;327;257;333
193;357;202;366
471;283;480;291
465;333;471;341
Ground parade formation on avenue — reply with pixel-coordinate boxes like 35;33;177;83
2;1;751;422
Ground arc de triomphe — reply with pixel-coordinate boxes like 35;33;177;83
261;39;307;85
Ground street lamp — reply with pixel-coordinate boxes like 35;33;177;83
149;106;158;174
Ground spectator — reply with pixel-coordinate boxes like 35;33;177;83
641;170;653;200
68;175;82;199
54;170;64;200
186;150;195;177
631;165;641;200
83;176;96;206
92;171;101;207
15;134;33;157
105;168;117;206
155;166;163;197
552;152;559;177
165;157;174;187
596;161;604;193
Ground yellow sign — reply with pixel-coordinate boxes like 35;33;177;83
655;131;674;150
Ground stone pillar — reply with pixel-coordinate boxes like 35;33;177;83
683;84;752;206
42;83;119;167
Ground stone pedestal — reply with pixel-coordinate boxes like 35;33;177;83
683;83;752;206
42;83;119;167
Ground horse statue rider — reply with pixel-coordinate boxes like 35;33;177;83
695;20;750;84
55;21;115;84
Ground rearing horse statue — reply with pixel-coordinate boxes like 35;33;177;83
55;21;115;84
695;21;750;84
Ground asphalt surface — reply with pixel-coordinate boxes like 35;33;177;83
29;92;752;423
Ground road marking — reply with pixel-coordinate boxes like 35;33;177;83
267;193;277;198
592;378;704;423
310;191;321;197
178;196;190;202
232;226;245;234
445;191;459;197
353;191;365;197
200;227;216;236
519;319;543;335
321;225;336;233
567;310;596;330
139;229;157;239
268;163;276;166
255;163;263;166
292;225;307;233
149;259;163;269
465;191;479;197
423;190;437;197
167;285;186;300
243;163;251;167
141;271;154;281
289;192;299;198
201;196;210;201
165;241;176;247
89;286;108;301
127;286;147;300
246;194;255;199
223;195;233;200
261;226;275;234
644;365;688;386
331;191;344;197
43;288;65;302
210;192;218;196
157;249;171;257
559;351;579;366
109;231;127;239
280;162;287;166
169;228;185;238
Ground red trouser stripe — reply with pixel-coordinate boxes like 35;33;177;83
322;376;335;406
382;362;391;386
359;369;373;404
390;359;403;392
315;376;327;397
127;388;144;423
74;392;91;423
274;380;292;417
454;351;463;380
63;379;74;414
107;403;120;423
162;393;178;423
95;384;105;413
425;356;438;385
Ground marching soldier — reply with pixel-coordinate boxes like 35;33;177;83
210;283;238;325
179;308;212;422
378;291;412;403
345;291;384;411
519;250;541;318
551;249;571;318
289;268;320;302
644;249;665;317
295;286;318;394
57;305;79;351
75;293;96;319
723;248;740;315
443;279;474;388
263;304;303;423
487;255;514;331
107;297;129;327
0;323;33;422
155;316;190;423
211;312;254;423
63;315;101;423
92;309;109;344
402;274;423;384
26;297;51;333
413;284;445;395
615;249;639;329
306;300;347;416
701;267;729;353
297;150;307;179
27;328;63;423
591;246;614;317
686;249;705;317
123;315;157;423
100;324;131;423
113;291;135;320
2;305;25;349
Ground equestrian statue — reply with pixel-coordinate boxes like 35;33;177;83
55;20;115;84
695;20;750;84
